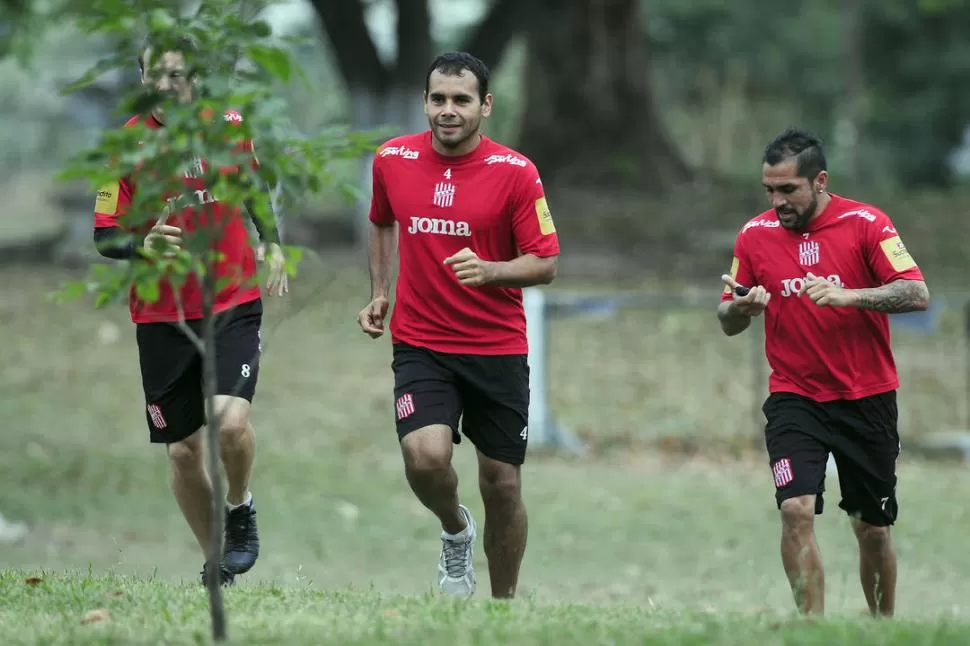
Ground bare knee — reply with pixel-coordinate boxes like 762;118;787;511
780;496;816;538
219;417;250;449
478;456;521;505
167;434;204;474
213;396;252;449
401;425;454;475
853;520;892;552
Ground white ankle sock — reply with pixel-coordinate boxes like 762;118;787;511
226;491;252;511
443;519;470;541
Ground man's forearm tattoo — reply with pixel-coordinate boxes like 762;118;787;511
855;280;929;314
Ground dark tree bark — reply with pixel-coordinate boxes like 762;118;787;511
461;0;521;70
517;0;691;192
312;0;388;97
310;0;525;244
311;0;522;131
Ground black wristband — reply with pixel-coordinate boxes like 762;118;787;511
93;227;138;260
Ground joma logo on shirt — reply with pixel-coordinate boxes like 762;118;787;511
407;216;471;237
780;274;844;297
193;189;217;205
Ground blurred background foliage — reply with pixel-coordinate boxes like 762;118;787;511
0;0;967;285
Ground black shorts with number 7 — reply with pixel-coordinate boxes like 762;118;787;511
390;341;530;465
763;390;901;527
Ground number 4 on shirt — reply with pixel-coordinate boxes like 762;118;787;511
444;168;451;179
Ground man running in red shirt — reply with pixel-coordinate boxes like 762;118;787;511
357;51;560;600
718;128;930;617
92;36;287;586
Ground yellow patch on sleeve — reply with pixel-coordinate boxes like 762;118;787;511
879;236;916;272
724;256;739;294
95;181;119;214
535;197;555;235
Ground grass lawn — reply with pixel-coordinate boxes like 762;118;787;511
1;262;969;644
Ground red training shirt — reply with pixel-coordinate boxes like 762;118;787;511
722;193;925;402
369;132;561;355
93;110;261;324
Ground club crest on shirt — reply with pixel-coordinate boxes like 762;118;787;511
798;240;820;266
433;182;456;208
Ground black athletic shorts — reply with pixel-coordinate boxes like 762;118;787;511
390;341;530;465
763;390;901;527
135;298;263;444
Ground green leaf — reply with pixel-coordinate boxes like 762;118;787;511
48;281;89;304
94;291;114;309
250;20;272;38
149;8;176;31
61;57;123;96
124;89;166;116
48;0;372;338
215;276;237;293
246;45;292;82
135;279;161;305
283;245;304;276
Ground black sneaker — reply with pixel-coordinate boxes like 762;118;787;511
223;496;260;575
200;561;235;587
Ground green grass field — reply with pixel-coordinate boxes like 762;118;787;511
2;261;970;644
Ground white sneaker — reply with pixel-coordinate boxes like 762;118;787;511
437;504;477;598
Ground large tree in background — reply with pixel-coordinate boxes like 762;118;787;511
310;0;521;135
308;0;521;243
517;0;691;192
311;0;691;201
862;1;970;188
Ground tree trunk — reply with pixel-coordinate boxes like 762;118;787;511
838;0;865;184
518;0;691;192
201;263;227;642
312;0;525;246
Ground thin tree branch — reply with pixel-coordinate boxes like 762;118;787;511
174;293;206;354
200;254;227;642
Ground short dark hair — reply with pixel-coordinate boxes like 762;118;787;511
137;35;198;75
763;127;827;180
424;51;490;103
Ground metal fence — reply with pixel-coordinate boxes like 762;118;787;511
524;287;970;456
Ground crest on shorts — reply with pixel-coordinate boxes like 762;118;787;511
772;458;793;487
147;404;167;430
395;393;415;421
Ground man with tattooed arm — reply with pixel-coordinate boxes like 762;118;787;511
717;128;929;618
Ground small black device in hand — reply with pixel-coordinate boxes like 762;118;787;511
734;285;750;297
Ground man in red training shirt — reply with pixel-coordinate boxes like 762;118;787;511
357;51;560;600
92;36;287;587
718;128;930;617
